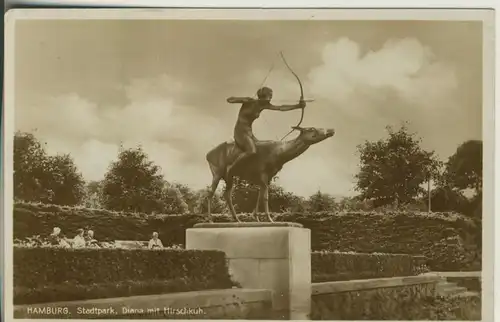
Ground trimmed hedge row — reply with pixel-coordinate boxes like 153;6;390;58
14;247;232;287
280;211;481;272
14;202;481;271
14;202;199;243
14;246;235;304
14;278;230;305
311;251;429;282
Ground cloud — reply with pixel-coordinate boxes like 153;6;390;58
308;37;458;117
275;151;355;197
253;37;460;196
15;37;464;198
16;74;224;191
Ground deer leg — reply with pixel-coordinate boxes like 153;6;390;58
252;188;261;222
258;174;273;222
262;184;274;222
206;175;220;223
223;177;240;222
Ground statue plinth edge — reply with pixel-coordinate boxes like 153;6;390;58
193;222;303;228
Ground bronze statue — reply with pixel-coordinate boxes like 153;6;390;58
204;52;334;222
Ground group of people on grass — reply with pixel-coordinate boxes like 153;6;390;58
48;227;164;249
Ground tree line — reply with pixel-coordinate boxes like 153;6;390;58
13;125;482;218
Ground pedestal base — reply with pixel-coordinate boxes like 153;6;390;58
186;222;311;320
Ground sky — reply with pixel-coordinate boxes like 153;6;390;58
14;19;483;197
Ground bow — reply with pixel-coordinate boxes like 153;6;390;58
279;51;305;141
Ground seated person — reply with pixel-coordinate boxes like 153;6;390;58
48;227;61;245
148;232;164;249
72;228;86;248
85;230;100;248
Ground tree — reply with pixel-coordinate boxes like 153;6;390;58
101;146;174;214
162;183;189;214
355;125;440;207
337;196;374;211
306;190;337;212
231;177;304;213
467;191;482;219
14;131;85;205
268;184;306;213
44;154;86;206
194;186;226;214
230;177;257;213
13;131;51;202
428;185;468;212
170;182;198;213
443;140;482;196
83;180;103;208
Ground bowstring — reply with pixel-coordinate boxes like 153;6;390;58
254;52;281;140
253;52;280;98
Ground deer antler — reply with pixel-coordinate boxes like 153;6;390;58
279;51;305;141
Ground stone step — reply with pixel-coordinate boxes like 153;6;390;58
437;282;458;289
450;291;480;299
437;286;468;296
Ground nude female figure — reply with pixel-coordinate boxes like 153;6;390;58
225;86;306;176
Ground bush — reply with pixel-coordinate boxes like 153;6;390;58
14;202;481;271
417;295;481;320
311;251;429;282
14;246;235;304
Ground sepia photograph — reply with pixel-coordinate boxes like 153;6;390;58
3;8;495;321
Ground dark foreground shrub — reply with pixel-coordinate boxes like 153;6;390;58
311;251;429;282
14;247;236;304
422;295;481;320
14;278;235;305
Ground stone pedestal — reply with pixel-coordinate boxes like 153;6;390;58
186;222;311;320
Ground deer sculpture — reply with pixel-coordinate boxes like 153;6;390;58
204;126;335;222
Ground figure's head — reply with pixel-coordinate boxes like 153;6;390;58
257;87;273;101
152;232;159;239
77;228;84;236
87;230;94;238
293;126;335;144
53;227;61;235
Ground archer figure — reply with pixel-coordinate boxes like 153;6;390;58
225;86;306;176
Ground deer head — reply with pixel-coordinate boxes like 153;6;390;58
291;126;335;144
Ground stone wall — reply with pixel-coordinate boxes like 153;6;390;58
14;288;273;319
311;275;441;320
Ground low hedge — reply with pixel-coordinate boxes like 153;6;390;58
14;246;235;304
14;202;481;271
311;251;429;282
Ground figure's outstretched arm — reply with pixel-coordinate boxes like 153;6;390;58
227;96;254;104
265;101;305;111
